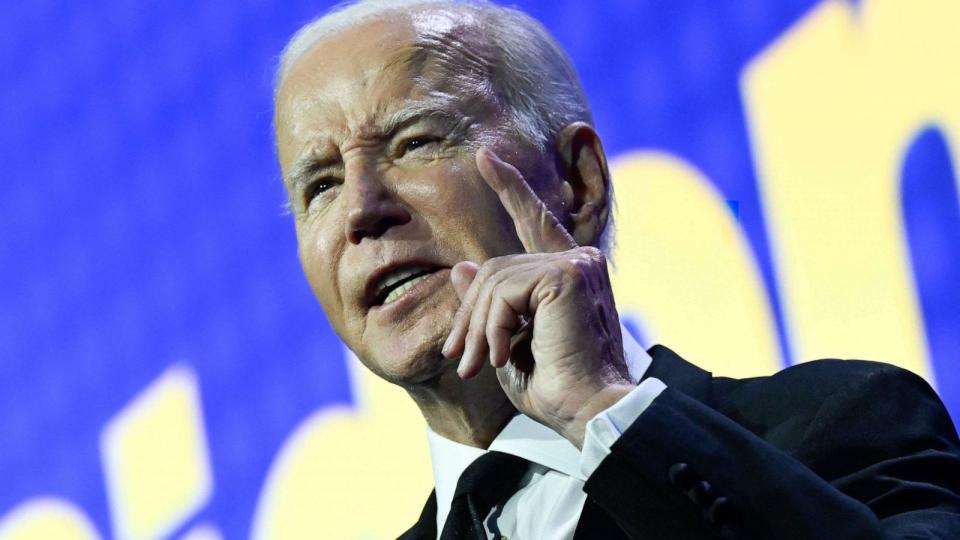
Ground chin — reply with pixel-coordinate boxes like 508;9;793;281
368;347;451;388
363;321;453;387
350;283;460;386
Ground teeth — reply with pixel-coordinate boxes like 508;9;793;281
382;267;429;289
383;273;431;304
376;266;430;300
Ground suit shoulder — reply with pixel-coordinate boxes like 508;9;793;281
784;360;959;478
770;357;942;411
781;357;919;381
712;358;948;451
720;357;928;407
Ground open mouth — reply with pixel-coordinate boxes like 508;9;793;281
372;266;439;306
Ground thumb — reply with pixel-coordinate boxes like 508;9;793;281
450;261;479;300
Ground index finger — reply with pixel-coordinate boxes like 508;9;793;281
476;147;577;253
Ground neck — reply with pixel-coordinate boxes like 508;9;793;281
407;364;516;448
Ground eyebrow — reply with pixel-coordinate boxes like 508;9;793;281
381;96;463;139
285;155;338;194
284;97;465;192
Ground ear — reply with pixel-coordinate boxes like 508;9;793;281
553;122;611;248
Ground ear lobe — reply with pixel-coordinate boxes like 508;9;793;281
555;122;611;248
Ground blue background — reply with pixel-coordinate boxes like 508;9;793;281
1;0;956;538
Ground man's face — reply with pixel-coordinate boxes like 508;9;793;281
274;11;555;385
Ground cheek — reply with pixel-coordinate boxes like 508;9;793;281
414;164;500;230
431;165;519;252
296;220;341;312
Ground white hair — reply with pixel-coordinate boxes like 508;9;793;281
274;0;615;255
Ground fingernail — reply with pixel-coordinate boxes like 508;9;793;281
442;335;452;357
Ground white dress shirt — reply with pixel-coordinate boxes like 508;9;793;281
426;325;668;539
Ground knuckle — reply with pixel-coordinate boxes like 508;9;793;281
465;323;480;344
568;266;588;286
477;254;513;280
538;210;558;233
571;247;606;275
546;266;567;285
460;291;478;311
468;301;486;325
485;312;505;336
577;245;604;263
480;255;529;286
536;200;550;220
480;271;506;298
562;255;587;276
484;316;496;335
475;262;496;283
554;249;599;287
539;283;563;303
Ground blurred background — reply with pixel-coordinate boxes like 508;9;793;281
1;0;957;538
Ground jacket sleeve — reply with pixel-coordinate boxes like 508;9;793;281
582;362;960;539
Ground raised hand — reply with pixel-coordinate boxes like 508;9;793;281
441;147;636;449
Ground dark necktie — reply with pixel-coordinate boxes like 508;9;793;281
439;450;530;540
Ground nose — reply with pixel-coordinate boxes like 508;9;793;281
343;164;411;244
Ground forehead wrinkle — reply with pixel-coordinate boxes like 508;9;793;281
382;42;423;80
287;15;491;129
286;91;481;189
406;40;503;136
358;48;492;140
389;48;499;141
283;37;413;137
370;6;495;100
279;11;503;182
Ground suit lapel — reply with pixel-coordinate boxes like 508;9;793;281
403;346;714;540
397;490;437;540
643;345;713;405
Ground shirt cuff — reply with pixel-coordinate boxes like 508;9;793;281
578;377;667;480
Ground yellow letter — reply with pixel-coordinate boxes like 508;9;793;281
252;347;432;540
742;0;960;377
0;498;99;540
610;152;781;378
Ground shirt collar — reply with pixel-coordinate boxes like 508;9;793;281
426;323;650;524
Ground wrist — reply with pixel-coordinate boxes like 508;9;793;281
560;382;636;449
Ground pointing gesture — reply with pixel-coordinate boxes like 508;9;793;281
442;147;635;449
476;146;578;254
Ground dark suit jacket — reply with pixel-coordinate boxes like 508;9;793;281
399;345;960;539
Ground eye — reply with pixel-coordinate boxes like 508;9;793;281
305;178;337;204
401;135;441;156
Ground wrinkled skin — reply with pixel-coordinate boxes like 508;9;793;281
275;7;634;448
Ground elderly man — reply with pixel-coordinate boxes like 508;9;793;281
272;0;960;538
